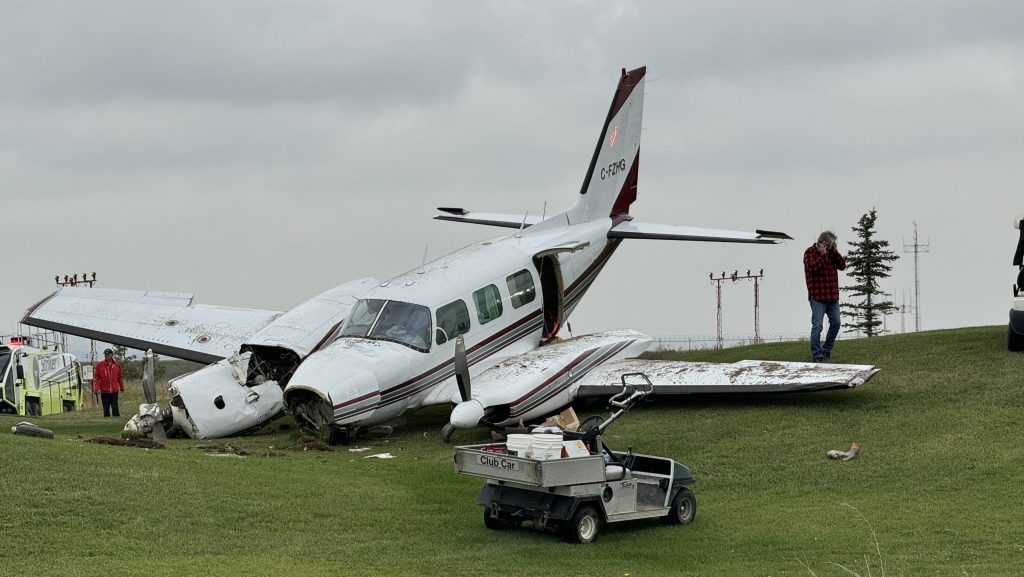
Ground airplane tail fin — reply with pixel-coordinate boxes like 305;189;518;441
567;66;646;224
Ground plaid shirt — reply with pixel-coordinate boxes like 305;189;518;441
804;245;846;301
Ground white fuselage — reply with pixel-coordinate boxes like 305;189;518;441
283;218;621;430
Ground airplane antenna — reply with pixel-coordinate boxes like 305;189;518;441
515;212;529;239
542;202;547;221
421;243;430;266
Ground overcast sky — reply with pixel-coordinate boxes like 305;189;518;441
1;1;1021;350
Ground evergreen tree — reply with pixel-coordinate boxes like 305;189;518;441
842;208;899;336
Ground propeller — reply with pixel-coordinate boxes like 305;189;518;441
141;349;157;404
454;335;471;402
141;350;167;442
443;336;475;443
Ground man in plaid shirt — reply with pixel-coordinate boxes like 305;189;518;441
804;231;846;361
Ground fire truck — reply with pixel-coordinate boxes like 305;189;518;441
0;336;85;416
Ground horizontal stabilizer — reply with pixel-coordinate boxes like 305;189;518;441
434;208;543;229
575;359;878;396
22;287;283;363
609;221;791;244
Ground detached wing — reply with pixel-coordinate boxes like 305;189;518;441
608;221;791;244
574;359;878;396
22;287;283;363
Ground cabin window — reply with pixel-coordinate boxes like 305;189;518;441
472;284;503;325
368;302;432;352
506;269;536;308
339;299;431;352
339;299;386;337
435;300;470;345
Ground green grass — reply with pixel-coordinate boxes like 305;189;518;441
2;326;1022;576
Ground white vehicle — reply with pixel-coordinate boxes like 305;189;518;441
22;67;879;442
1010;213;1024;351
454;378;696;543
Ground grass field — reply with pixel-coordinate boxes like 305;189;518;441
1;326;1022;576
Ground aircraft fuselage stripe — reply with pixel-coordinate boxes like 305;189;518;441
331;237;622;425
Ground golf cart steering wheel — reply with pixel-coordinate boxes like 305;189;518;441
578;414;603;434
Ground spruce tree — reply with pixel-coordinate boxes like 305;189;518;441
842;208;899;336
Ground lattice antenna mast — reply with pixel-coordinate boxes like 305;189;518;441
903;223;929;332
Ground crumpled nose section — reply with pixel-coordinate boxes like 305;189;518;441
449;399;485;429
285;344;387;430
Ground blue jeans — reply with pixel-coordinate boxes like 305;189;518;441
809;299;841;359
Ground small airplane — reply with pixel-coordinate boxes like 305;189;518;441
22;67;878;442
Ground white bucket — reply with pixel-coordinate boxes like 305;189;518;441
506;434;533;457
530;433;564;460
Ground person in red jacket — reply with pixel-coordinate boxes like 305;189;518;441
803;231;847;362
94;348;124;417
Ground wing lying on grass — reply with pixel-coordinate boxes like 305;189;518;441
574;359;879;396
21;287;283;364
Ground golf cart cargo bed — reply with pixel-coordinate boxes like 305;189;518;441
453;443;606;487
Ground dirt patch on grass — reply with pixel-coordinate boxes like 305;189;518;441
293;435;334;452
87;437;166;449
196;444;249;456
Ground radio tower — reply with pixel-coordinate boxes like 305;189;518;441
903;223;929;332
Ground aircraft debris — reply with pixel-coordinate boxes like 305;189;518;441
11;421;54;438
827;442;861;460
122;403;165;439
363;453;395;459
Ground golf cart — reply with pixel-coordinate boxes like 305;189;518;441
1010;213;1024;351
453;374;696;543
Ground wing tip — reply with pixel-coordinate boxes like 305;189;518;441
755;229;793;241
437;207;468;216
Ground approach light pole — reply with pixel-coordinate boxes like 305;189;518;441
709;269;765;349
51;273;100;403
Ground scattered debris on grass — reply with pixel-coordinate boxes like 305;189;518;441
11;422;54;439
827;442;861;461
87;437;165;449
348;447;372;453
364;452;396;459
196;444;248;456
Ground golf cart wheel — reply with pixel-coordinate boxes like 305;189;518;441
1009;325;1024;352
561;505;600;544
665;488;697;525
483;506;514;530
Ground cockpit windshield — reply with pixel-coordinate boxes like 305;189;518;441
339;300;431;352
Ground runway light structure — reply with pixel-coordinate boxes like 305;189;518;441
709;269;765;349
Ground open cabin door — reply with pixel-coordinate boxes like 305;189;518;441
533;241;589;339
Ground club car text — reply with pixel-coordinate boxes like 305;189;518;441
478;454;520;471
